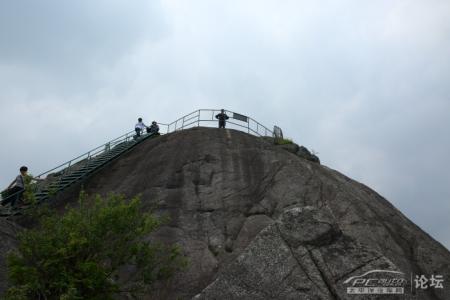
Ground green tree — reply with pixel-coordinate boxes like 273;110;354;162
5;192;187;300
22;174;37;205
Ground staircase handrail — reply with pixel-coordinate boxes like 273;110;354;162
36;129;136;179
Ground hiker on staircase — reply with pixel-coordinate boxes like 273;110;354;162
147;121;160;135
1;166;41;208
135;118;148;138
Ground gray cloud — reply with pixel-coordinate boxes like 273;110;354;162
0;0;167;97
1;0;449;249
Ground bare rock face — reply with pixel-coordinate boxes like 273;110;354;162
194;206;402;299
1;127;449;299
277;206;340;247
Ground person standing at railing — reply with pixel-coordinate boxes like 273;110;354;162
135;118;148;137
215;109;229;128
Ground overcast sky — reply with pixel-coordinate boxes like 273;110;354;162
0;0;449;250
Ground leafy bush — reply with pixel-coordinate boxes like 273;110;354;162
5;192;187;300
22;175;37;205
275;137;294;145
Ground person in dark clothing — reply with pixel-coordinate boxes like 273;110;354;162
2;166;28;207
147;121;160;135
215;109;229;128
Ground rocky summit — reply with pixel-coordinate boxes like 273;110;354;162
1;127;449;299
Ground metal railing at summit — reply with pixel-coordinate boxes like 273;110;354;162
157;109;274;137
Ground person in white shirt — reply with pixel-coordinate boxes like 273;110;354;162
135;118;147;137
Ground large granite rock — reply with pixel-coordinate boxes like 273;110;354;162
1;127;449;299
194;206;407;299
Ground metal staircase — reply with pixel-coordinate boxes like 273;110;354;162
1;131;158;216
1;108;276;217
34;140;141;203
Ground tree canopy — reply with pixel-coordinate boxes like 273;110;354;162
5;192;186;300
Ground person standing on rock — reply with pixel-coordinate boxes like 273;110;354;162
135;118;147;138
215;109;229;129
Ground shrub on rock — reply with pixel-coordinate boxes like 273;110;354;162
5;192;187;300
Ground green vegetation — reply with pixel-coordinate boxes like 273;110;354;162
275;137;294;145
0;175;36;205
5;192;187;300
0;189;8;200
22;175;37;205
